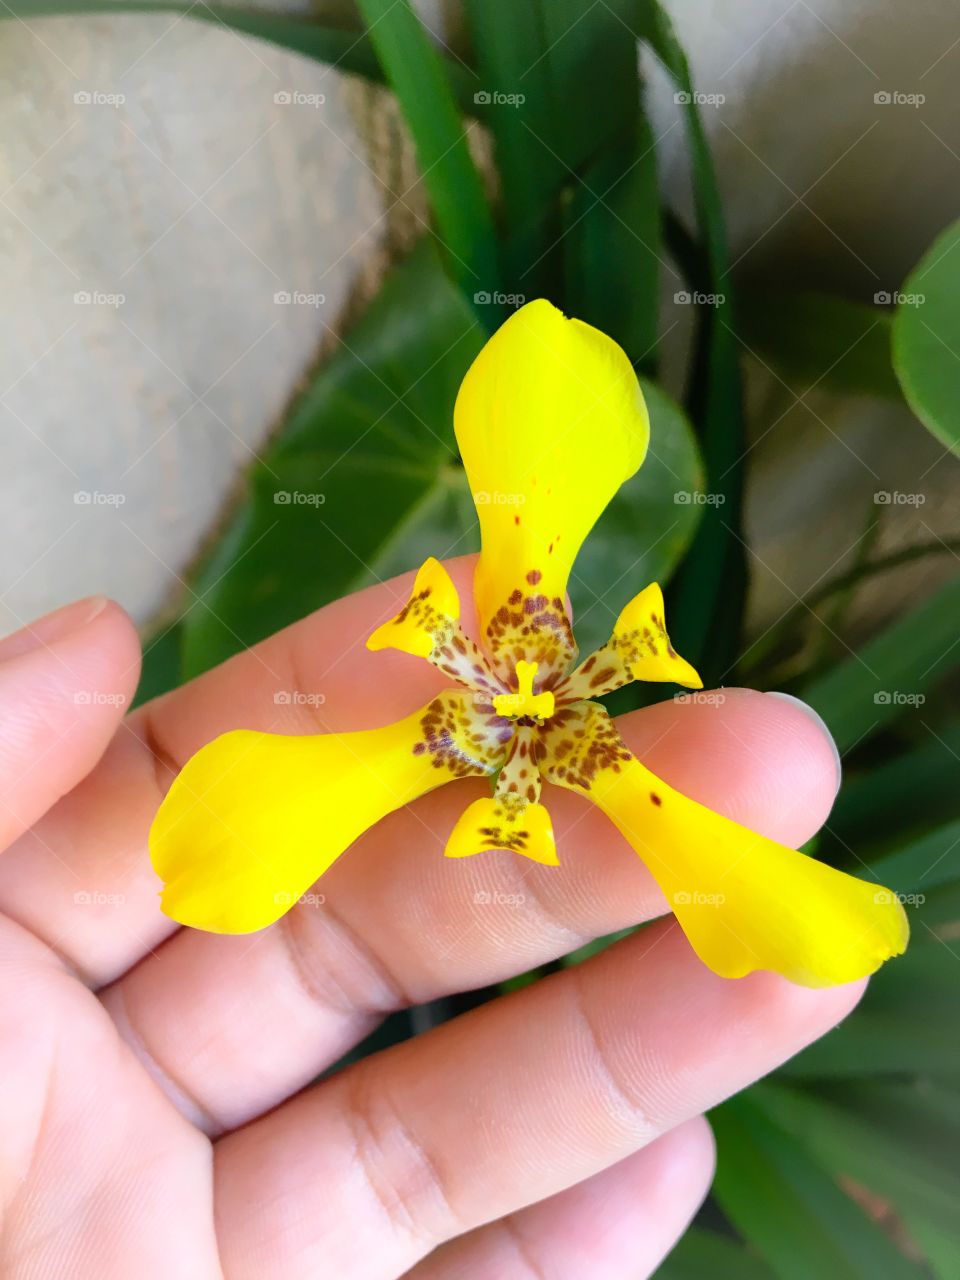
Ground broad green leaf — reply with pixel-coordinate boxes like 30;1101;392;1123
893;217;960;456
656;1228;775;1280
781;936;960;1079
2;1;482;112
570;379;704;654
802;575;960;753
181;240;485;677
753;1081;960;1255
711;1095;919;1280
134;621;185;705
738;293;901;400
356;0;499;303
637;0;746;681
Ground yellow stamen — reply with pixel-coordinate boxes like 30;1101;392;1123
493;660;555;721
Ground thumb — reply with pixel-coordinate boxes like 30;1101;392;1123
0;598;141;851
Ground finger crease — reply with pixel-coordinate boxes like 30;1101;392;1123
343;1068;461;1253
569;966;651;1135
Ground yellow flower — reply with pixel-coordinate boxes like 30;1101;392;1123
150;300;909;987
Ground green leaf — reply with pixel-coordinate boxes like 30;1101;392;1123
870;818;960;898
656;1228;775;1280
181;240;485;677
463;0;564;281
753;1081;960;1258
570;379;704;654
738;293;901;400
780;936;960;1079
711;1095;920;1280
802;575;960;754
637;0;746;681
828;720;960;857
893;217;960;456
563;116;661;371
356;0;498;302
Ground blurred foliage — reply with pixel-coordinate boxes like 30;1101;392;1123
22;0;959;1272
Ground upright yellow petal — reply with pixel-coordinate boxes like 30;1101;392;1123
541;703;908;987
455;299;649;675
151;691;506;933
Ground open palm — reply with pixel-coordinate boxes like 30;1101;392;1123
0;563;860;1279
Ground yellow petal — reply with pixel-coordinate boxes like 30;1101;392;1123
446;797;558;865
455;299;649;673
560;582;702;700
151;691;505;933
367;557;501;694
541;703;908;987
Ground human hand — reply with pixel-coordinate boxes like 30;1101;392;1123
0;562;860;1279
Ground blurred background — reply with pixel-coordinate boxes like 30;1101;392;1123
3;1;959;1276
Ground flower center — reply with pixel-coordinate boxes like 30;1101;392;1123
492;660;555;722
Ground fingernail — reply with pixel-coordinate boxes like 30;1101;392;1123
0;597;110;662
767;691;843;795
